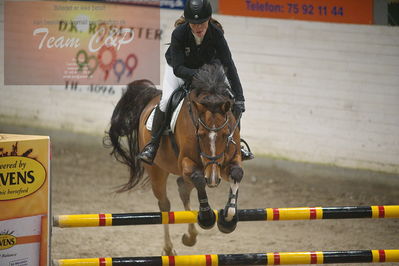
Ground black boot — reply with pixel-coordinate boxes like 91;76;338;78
232;111;254;161
138;106;166;165
240;138;254;161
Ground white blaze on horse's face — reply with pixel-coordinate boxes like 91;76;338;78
207;130;220;188
199;111;227;188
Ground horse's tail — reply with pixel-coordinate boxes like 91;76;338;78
105;79;161;192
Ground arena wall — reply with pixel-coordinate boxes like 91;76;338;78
1;4;398;173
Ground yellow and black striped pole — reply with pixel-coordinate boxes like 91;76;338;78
54;249;399;265
54;205;399;228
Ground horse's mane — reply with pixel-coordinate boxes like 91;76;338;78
191;61;231;113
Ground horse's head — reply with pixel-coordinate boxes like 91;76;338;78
189;61;237;188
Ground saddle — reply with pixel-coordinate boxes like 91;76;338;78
165;87;188;133
145;86;187;134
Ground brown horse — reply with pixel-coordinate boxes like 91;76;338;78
107;62;244;255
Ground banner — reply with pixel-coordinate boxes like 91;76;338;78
219;0;373;25
4;1;160;85
99;0;186;9
160;0;186;9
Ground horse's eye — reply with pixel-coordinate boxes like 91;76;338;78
197;130;207;137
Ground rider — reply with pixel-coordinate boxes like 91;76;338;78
138;0;254;164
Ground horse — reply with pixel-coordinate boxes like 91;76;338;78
106;61;244;255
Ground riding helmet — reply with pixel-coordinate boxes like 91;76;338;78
184;0;212;24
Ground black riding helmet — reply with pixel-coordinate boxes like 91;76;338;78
184;0;212;24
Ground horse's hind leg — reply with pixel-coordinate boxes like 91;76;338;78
177;176;198;246
147;165;176;256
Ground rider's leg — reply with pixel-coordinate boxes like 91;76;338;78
138;64;184;164
137;106;166;164
158;65;184;113
233;114;254;161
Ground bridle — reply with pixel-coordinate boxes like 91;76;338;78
187;92;240;169
197;113;229;168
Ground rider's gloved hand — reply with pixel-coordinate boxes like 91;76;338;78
185;70;200;90
234;101;245;113
233;100;245;119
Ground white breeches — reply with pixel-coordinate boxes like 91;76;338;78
159;64;185;112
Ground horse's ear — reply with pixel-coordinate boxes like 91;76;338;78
193;101;207;113
222;101;231;113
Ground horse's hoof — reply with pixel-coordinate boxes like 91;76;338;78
182;233;197;247
197;210;216;230
217;209;238;234
162;247;177;256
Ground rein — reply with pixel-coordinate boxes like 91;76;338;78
186;91;239;168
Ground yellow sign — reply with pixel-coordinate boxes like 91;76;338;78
0;134;50;266
0;156;46;201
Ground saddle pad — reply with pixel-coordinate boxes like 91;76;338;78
146;100;184;134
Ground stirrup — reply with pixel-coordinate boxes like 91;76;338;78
240;139;254;161
138;143;158;165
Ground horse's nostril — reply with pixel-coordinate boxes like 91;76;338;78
206;177;221;188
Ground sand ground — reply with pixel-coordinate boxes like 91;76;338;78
1;124;398;266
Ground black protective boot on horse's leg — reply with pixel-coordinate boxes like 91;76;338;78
240;138;254;161
191;170;216;230
138;106;166;165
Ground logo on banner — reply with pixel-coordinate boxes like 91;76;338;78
32;23;134;52
0;233;17;250
0;151;47;201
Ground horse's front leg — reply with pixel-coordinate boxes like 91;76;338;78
218;164;243;234
182;158;216;230
192;170;217;229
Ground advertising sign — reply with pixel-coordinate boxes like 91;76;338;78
160;0;186;9
0;134;50;266
219;0;373;24
100;0;186;9
4;1;161;85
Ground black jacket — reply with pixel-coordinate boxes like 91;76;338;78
165;22;244;101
